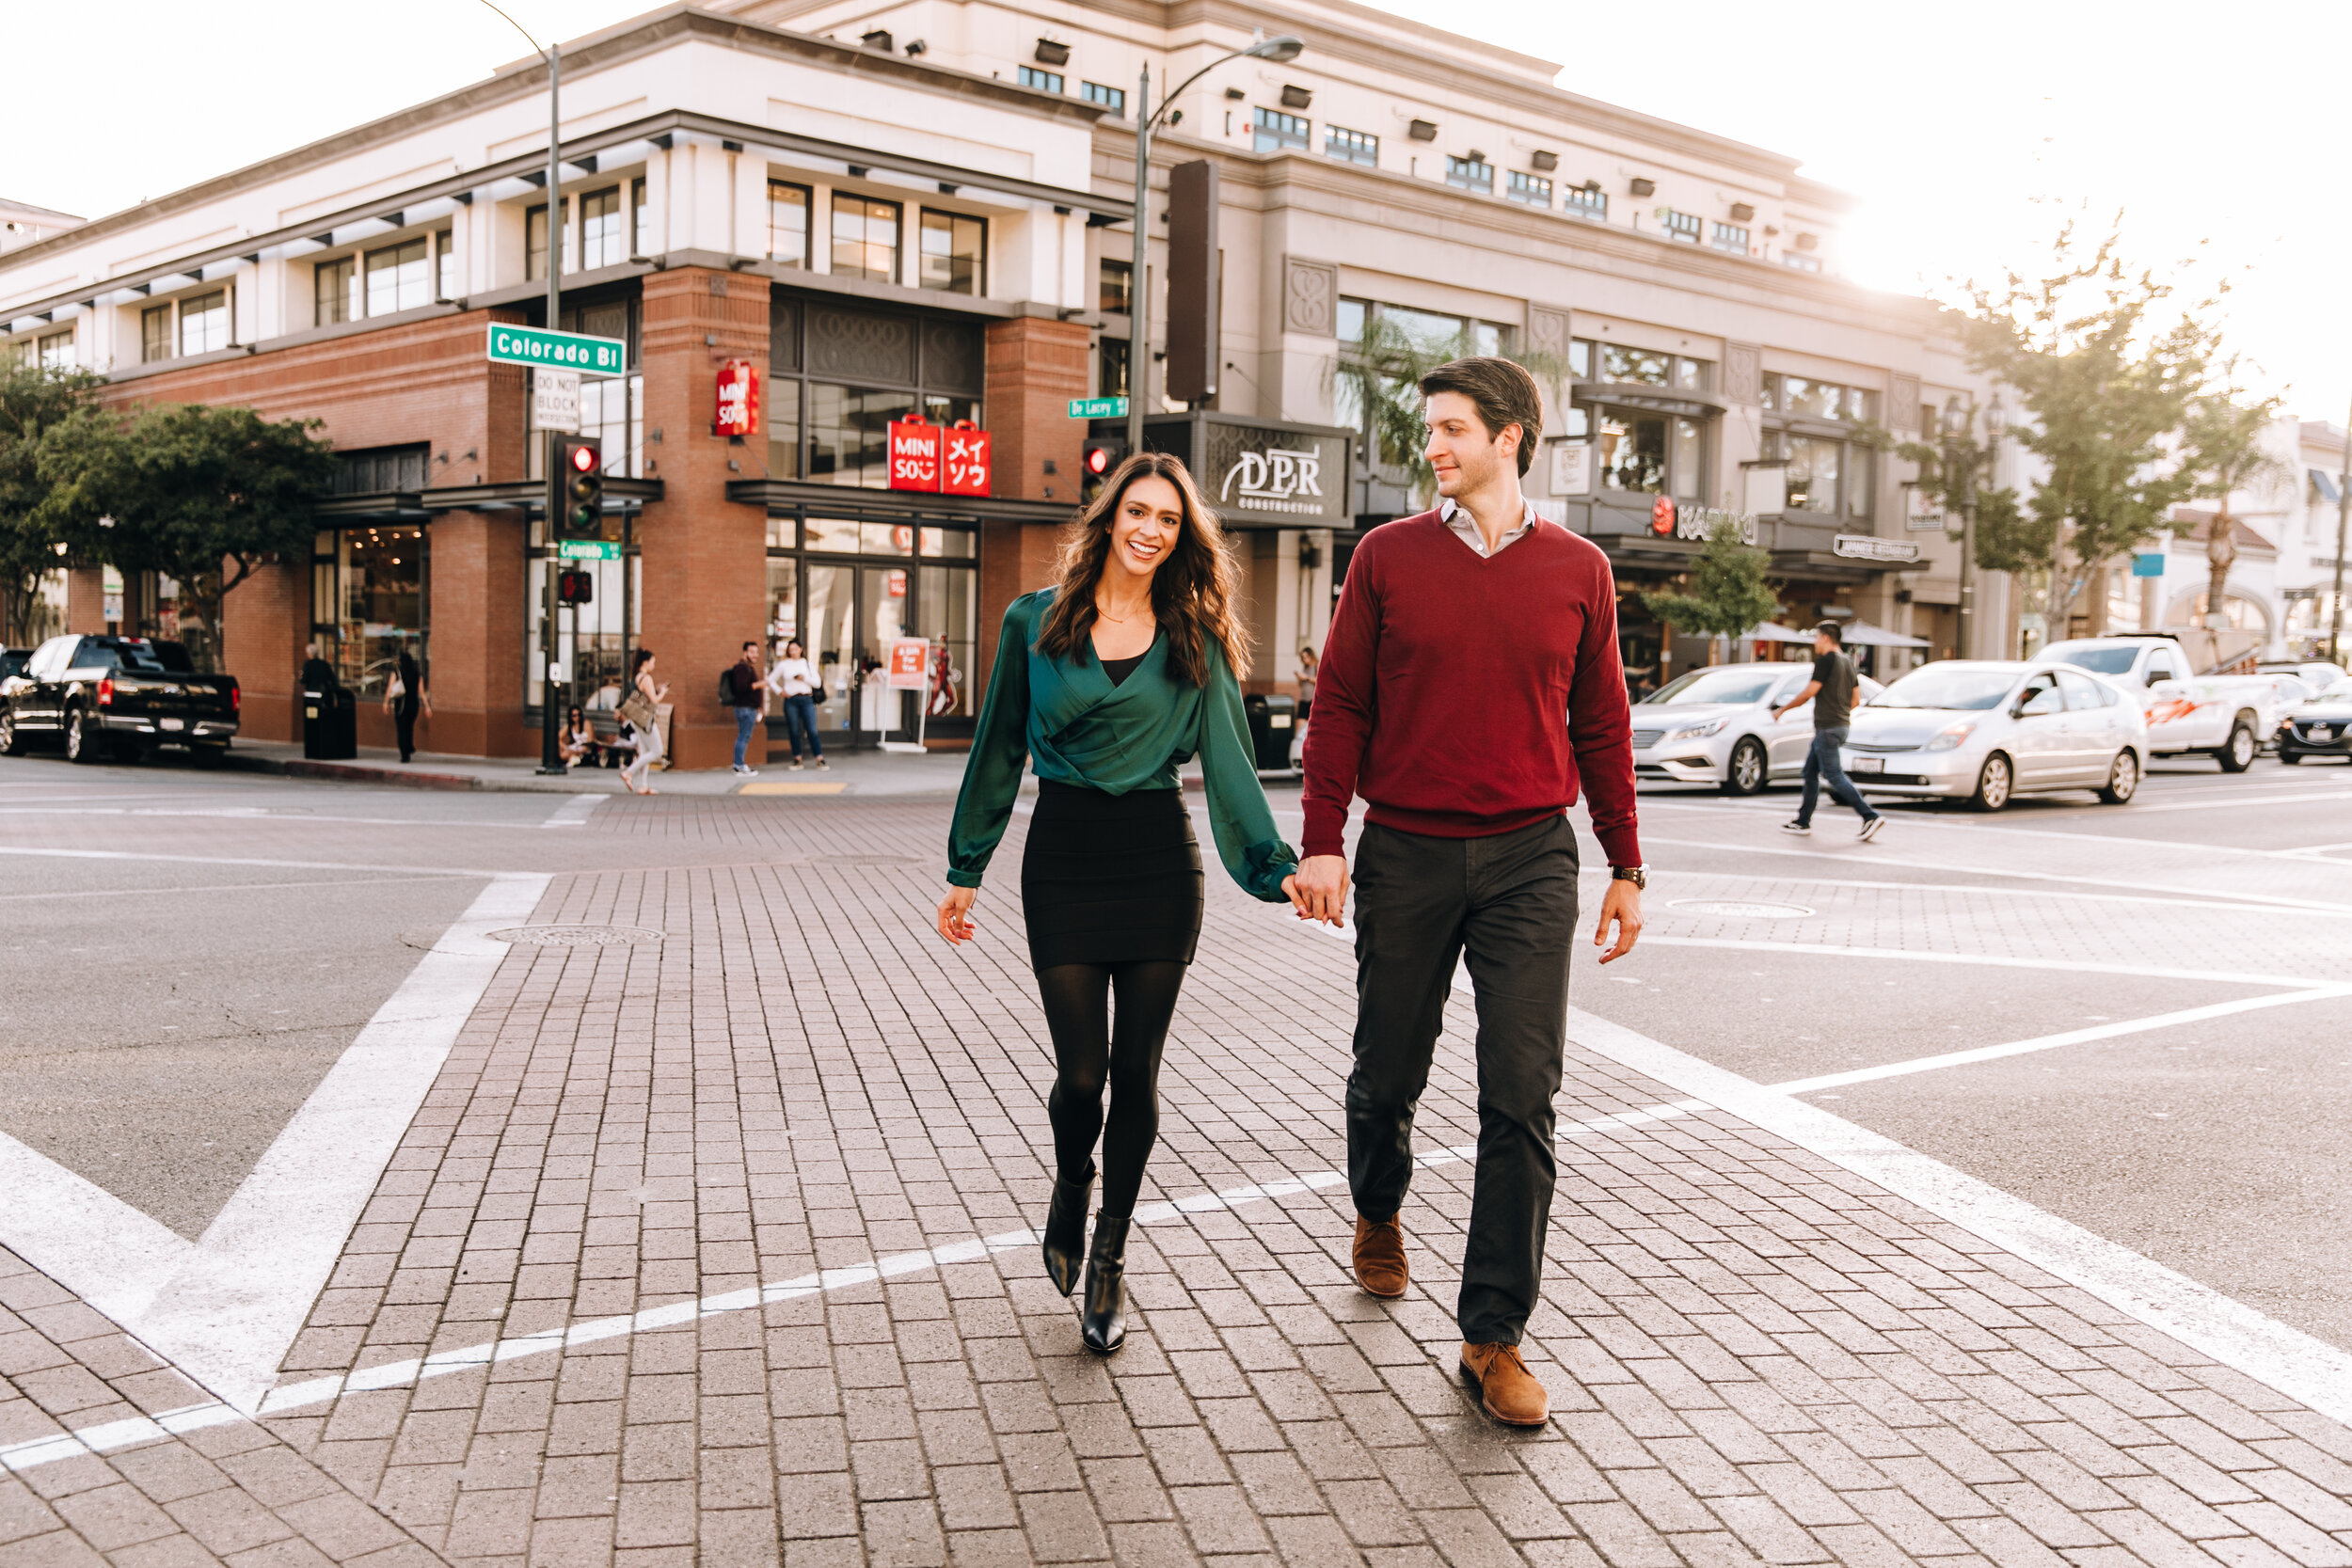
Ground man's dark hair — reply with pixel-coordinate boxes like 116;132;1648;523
742;641;758;655
1816;621;1843;646
1418;356;1543;477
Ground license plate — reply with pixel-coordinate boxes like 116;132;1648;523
1269;714;1292;728
1849;755;1883;773
159;717;183;732
2315;727;2335;741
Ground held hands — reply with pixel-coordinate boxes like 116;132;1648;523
936;885;977;945
1291;854;1349;927
1593;878;1644;964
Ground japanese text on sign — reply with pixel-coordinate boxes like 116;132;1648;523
886;416;991;497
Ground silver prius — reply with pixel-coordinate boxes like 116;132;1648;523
1841;660;2149;811
1630;661;1883;796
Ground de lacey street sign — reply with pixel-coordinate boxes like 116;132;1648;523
1068;396;1129;420
486;324;627;376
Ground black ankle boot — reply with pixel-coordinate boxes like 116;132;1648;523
1041;1167;1094;1297
1080;1212;1131;1354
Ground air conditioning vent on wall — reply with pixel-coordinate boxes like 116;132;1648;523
861;28;892;50
1280;84;1312;110
1408;119;1438;141
1034;38;1071;66
1629;177;1656;197
1729;202;1755;222
1530;150;1558;171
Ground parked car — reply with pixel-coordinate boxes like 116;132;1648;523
0;634;239;765
2259;658;2348;689
1630;661;1885;796
0;648;28;686
1843;660;2148;811
2040;635;2281;771
2278;678;2352;765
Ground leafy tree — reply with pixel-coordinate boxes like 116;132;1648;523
37;401;336;671
0;361;105;645
1640;517;1780;657
2175;375;2287;627
1331;315;1571;507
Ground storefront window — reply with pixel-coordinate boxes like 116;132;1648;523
525;542;636;713
769;380;802;479
1597;412;1667;493
311;526;428;698
807;388;977;485
770;519;978;737
1777;434;1841;514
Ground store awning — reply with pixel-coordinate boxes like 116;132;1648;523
1838;618;1931;649
1743;623;1815;644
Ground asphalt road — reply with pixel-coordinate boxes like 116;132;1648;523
1;740;2346;1361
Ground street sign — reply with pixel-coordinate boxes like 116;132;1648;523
2133;552;2166;578
486;323;627;376
556;539;619;561
533;369;581;433
1068;396;1129;420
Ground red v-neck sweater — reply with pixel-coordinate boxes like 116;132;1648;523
1300;511;1642;867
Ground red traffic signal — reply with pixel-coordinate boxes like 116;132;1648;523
569;442;598;474
555;435;604;538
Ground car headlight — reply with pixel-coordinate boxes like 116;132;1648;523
1666;718;1728;741
1923;721;1977;752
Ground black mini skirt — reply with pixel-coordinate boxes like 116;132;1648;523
1020;781;1204;969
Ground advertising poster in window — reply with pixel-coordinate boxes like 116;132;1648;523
1548;441;1592;496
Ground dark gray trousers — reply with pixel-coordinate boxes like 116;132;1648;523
1345;815;1577;1345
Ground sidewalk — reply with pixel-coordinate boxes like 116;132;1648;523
222;740;978;799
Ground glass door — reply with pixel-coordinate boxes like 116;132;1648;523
861;564;913;735
806;562;856;738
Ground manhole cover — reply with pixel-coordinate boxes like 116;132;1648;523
806;854;920;867
489;925;668;947
1667;899;1815;918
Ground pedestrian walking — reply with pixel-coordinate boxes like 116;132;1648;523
1295;643;1319;721
1773;622;1883;841
383;647;428;763
935;452;1307;1355
1295;356;1645;1428
619;648;667;796
726;641;763;777
765;638;827;769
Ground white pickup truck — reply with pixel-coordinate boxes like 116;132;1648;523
2041;633;2281;772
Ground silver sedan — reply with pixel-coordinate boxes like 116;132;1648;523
1630;662;1883;796
1842;661;2148;810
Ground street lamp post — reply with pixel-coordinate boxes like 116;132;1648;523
1125;33;1302;457
2331;393;2350;664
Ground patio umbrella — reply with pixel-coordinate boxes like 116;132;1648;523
1837;618;1930;649
1742;623;1816;644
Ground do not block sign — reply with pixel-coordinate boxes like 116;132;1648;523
888;416;991;497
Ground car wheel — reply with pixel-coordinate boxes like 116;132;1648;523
1971;752;2013;812
0;710;21;757
2280;750;2303;765
65;708;97;766
1722;737;1768;797
2098;750;2138;805
2215;718;2255;773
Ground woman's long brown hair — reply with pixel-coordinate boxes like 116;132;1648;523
1033;452;1249;686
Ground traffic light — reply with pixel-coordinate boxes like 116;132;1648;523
556;569;594;606
556;435;603;538
1081;434;1127;500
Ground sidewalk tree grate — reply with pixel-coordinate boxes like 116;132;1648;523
488;924;668;946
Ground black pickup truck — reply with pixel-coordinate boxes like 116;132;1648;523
0;634;240;765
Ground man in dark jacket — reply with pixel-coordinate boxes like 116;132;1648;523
728;641;763;777
1773;622;1882;841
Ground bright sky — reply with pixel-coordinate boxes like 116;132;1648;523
8;1;2344;426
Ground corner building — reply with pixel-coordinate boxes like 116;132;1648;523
0;0;2010;764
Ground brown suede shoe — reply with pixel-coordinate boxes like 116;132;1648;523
1459;1341;1549;1426
1352;1214;1407;1298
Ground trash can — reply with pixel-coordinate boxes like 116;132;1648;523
1242;692;1297;771
300;657;358;760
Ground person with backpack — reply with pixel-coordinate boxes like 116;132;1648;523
724;641;762;777
1774;621;1883;841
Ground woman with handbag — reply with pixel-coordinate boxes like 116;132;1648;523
936;453;1311;1355
765;638;826;769
384;648;429;763
618;648;668;795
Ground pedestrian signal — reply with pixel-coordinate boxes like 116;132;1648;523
556;436;603;538
556;569;594;606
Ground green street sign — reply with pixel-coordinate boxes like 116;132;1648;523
556;539;620;561
486;324;627;377
1068;396;1129;420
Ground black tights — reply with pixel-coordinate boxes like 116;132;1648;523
1035;960;1186;1218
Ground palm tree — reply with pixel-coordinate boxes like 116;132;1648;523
1330;316;1573;509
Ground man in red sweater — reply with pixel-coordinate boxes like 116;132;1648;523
1296;356;1645;1427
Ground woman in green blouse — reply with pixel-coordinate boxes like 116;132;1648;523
936;453;1306;1354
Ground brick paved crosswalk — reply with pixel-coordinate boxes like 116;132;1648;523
9;796;2352;1568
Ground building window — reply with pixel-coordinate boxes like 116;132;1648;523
1445;155;1492;194
1783;253;1822;274
1761;373;1876;421
1080;81;1124;116
141;304;173;363
526;200;572;281
178;290;230;356
1597;413;1666;493
1506;171;1551;207
1325;126;1377;166
1580;341;1711;391
580;186;624;270
1018;66;1063;92
315;258;356;326
919;210;984;294
632;177;651;260
364;239;430;317
37;329;72;369
1099;337;1129;398
1711;222;1749;254
832;195;900;284
311;525;430;700
1660;209;1701;244
1565;185;1607;220
770;181;811;268
1098;258;1132;315
437;230;455;299
1252;107;1310;153
771;298;985;491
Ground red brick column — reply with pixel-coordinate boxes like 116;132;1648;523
220;562;308;743
424;511;530;757
636;268;771;771
975;316;1089;697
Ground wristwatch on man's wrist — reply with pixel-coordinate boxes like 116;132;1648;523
1610;865;1647;890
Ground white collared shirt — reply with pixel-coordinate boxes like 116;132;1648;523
1438;496;1538;559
